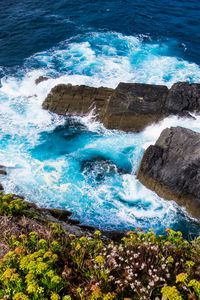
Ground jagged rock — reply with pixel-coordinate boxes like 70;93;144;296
35;76;49;85
137;126;200;219
42;82;200;132
42;84;113;119
164;82;200;114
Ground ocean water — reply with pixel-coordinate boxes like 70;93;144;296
0;0;200;236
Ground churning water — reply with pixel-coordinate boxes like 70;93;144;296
1;1;200;236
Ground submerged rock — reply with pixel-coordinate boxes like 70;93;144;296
43;81;200;131
137;126;200;219
35;76;49;85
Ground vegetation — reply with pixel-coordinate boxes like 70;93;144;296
0;193;200;299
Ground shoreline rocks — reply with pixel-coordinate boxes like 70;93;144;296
42;81;200;131
0;165;6;191
42;84;113;120
137;126;200;219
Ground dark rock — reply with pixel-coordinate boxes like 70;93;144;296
41;208;72;221
35;76;49;85
42;84;114;119
0;165;7;176
164;82;200;114
137;126;200;219
81;157;130;185
0;170;7;175
103;82;168;131
0;183;3;191
42;81;200;132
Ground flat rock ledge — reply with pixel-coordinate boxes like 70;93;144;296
42;82;200;131
137;126;200;219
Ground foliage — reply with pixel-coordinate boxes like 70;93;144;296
0;193;28;216
0;194;200;299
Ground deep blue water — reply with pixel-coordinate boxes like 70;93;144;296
1;0;200;68
0;0;200;237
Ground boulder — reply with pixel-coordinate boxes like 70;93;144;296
137;126;200;219
42;84;114;119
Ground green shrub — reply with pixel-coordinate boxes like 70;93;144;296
0;193;28;216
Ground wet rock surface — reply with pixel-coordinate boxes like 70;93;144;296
42;83;113;119
0;165;7;191
137;126;200;219
35;76;49;85
103;82;168;131
43;82;200;131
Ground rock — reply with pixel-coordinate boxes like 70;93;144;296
42;84;114;119
0;165;6;175
137;126;200;219
35;76;49;85
0;170;7;175
0;165;6;190
40;208;72;221
42;81;200;132
103;82;169;131
164;82;200;114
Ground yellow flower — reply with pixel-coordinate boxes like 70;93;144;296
176;273;188;283
161;286;183;300
27;283;38;294
94;230;101;237
186;261;195;268
103;293;115;300
75;243;81;251
95;255;104;265
2;268;19;281
36;262;48;274
13;293;29;300
51;275;62;285
51;292;60;300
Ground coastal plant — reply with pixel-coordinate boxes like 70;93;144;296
0;193;28;216
0;193;200;299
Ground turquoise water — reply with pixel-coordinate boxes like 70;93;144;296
1;31;200;235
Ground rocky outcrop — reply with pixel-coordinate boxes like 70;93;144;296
43;82;200;131
137;126;200;219
42;84;114;120
164;82;200;115
103;82;168;131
